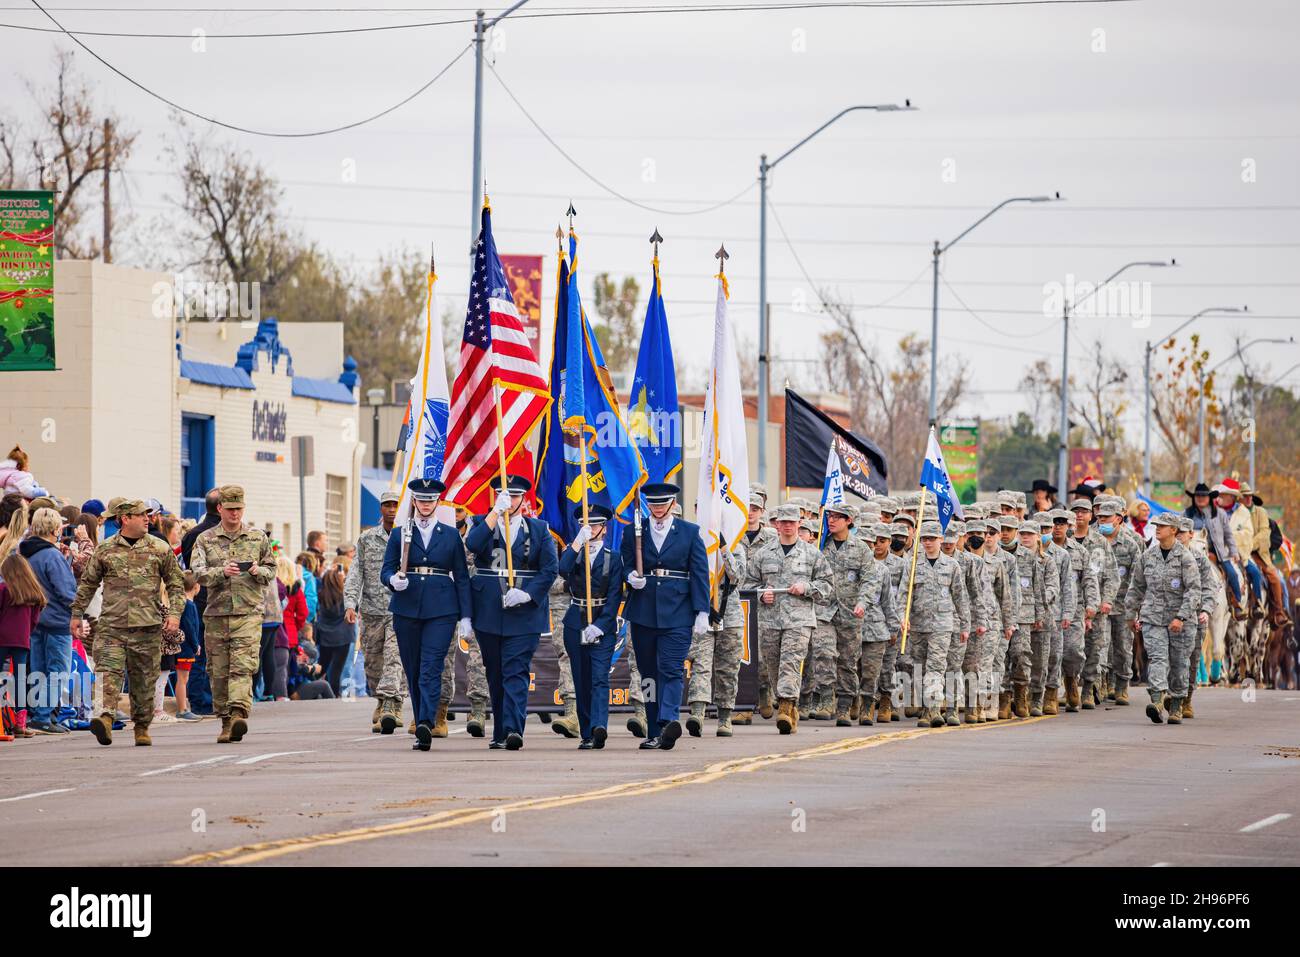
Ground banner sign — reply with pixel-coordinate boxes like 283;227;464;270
939;424;979;505
784;388;888;497
0;190;55;372
1152;481;1184;514
449;595;760;712
499;254;543;353
1069;448;1103;489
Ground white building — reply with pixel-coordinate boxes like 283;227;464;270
1;261;364;551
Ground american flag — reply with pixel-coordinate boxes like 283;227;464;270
442;205;550;512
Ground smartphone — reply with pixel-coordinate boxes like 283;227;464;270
60;526;75;544
236;561;254;572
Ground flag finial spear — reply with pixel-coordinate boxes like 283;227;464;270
555;224;563;253
715;243;729;274
429;243;436;274
566;202;577;231
650;227;663;259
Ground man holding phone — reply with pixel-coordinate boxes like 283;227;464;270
189;485;276;743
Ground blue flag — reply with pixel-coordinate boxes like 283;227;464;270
818;442;844;547
535;232;646;550
920;427;965;530
628;256;681;486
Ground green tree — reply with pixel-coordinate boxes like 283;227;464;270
591;273;640;376
980;413;1058;493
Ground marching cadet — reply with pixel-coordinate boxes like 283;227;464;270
801;511;838;720
344;489;410;734
744;503;833;734
71;500;185;746
876;495;900;525
556;505;623;749
1041;510;1076;716
859;522;901;725
686;504;748;737
381;478;472;752
900;521;969;728
620;482;710;750
986;514;1024;718
815;502;874;726
797;518;819;544
188;485;276;744
545;573;582;739
457;522;492;737
1000;520;1044;719
1058;501;1099;711
967;518;1008;722
1099;497;1142;704
948;521;988;724
1124;513;1200;724
732;483;777;726
1025;514;1060;718
464;474;558;751
876;517;913;721
1175;515;1216;719
1071;497;1117;710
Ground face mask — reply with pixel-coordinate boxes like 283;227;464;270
1098;523;1115;536
890;540;905;553
1041;533;1051;545
967;535;984;550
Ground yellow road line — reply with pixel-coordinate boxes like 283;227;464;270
174;715;1049;866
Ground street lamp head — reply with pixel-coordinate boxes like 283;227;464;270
1028;192;1062;203
366;388;385;407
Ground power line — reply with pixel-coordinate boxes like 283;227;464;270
486;61;756;216
941;272;1058;339
30;0;473;136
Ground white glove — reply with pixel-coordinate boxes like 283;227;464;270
502;587;531;608
390;572;409;592
572;525;593;548
693;611;710;636
493;491;512;515
456;617;473;639
627;570;646;590
581;623;603;645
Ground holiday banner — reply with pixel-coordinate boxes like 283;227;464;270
0;190;56;372
499;253;544;354
1069;448;1103;489
1152;481;1184;514
939;424;979;505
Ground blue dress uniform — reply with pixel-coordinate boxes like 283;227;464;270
556;505;624;749
381;479;472;751
620;483;710;749
463;475;558;750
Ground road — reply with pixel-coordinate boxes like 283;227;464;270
2;687;1298;867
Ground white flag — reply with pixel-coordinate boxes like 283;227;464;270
396;265;455;527
694;274;750;600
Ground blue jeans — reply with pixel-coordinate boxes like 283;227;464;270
29;628;72;725
1221;561;1242;603
1244;560;1265;601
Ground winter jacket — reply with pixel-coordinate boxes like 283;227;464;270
0;459;50;499
0;581;42;649
281;582;308;648
1184;502;1238;564
18;536;76;633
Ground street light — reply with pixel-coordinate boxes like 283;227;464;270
1198;337;1293;486
1142;306;1246;497
928;192;1062;427
1057;259;1176;489
470;1;531;250
367;387;385;469
756;100;916;484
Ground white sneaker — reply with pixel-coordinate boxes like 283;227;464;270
153;712;179;724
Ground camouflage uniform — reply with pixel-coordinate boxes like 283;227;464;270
72;525;185;726
687;541;747;711
742;523;779;707
949;539;986;713
189;515;276;720
1005;538;1045;694
1078;525;1119;693
984;528;1021;697
1107;517;1144;694
859;533;901;714
1180;520;1218;712
879;538;911;700
976;533;1014;714
812;520;874;715
1027;539;1060;711
1041;536;1075;702
344;523;408;717
904;529;970;715
743;531;833;702
1124;523;1200;716
1061;536;1099;691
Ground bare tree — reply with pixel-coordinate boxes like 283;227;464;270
1150;333;1220;484
0;51;137;258
817;292;968;488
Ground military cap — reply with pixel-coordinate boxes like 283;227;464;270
1152;512;1181;528
379;488;401;505
964;519;986;534
770;503;800;523
1069;498;1093;512
1096;499;1121;517
494;474;533;495
857;500;882;516
749;482;769;505
918;520;942;539
105;496;126;515
996;490;1018;507
29;496;58;513
1018;520;1040;534
869;522;893;541
217;484;246;507
890;522;910;538
574;503;612;524
641;481;678;504
857;524;878;542
998;515;1021;530
942;527;959;543
875;495;900;513
949;520;966;535
824;501;854;519
799;518;820;534
1175;515;1194;533
1034;512;1054;529
1013;491;1028;508
894;510;916;526
113;498;148;517
921;490;939;508
1049;508;1071;522
963;502;985;519
408;477;446;500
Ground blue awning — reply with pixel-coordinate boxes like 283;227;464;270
179;359;254;390
292;376;356;404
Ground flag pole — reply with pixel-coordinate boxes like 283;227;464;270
579;429;594;627
492;379;516;588
900;491;926;657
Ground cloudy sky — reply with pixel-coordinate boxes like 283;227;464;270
6;0;1298;431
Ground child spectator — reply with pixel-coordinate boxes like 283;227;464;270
0;446;50;500
19;507;77;734
173;572;202;721
0;552;48;739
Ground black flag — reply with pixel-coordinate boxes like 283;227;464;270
784;389;888;498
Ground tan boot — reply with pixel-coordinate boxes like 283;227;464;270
998;691;1013;721
964;703;978;724
1064;675;1081;712
1182;686;1195;719
1114;681;1130;706
216;715;233;744
834;699;852;727
1029;690;1043;718
371;703;381;731
551;697;581;738
731;710;753;726
811;688;834;721
874;692;893;724
90;714;113;746
790;700;800;732
757;687;774;720
686;701;706;737
379;699;400;735
466;699;487;737
133;723;152;746
626;701;648;738
848;696;861;722
229;711;248;743
1043;687;1059;716
1080;680;1096;710
716;708;733;736
407;719;417;735
776;698;795;735
432;702;449;738
1166;696;1184;724
1013;683;1030;718
859;696;876;726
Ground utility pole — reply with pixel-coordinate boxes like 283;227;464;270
469;1;531;252
102;118;112;264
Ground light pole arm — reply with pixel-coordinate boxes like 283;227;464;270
487;0;530;28
768;103;913;171
940;196;1051;255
